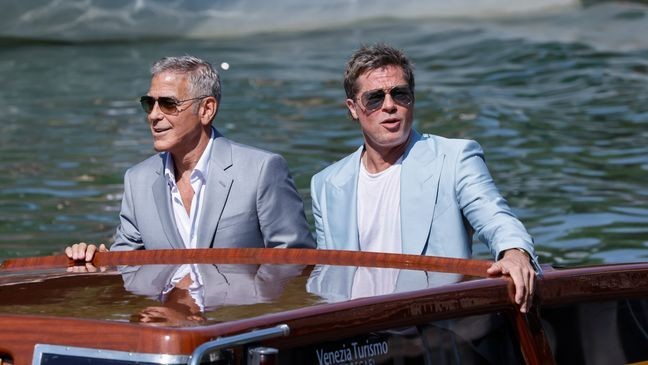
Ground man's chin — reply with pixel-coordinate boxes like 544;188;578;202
152;140;170;153
373;133;410;149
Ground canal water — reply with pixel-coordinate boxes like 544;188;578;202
1;1;647;266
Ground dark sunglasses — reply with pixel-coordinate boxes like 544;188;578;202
139;95;209;114
358;85;414;112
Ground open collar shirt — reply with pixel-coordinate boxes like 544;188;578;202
164;127;215;249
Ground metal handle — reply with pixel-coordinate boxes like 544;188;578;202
188;324;289;365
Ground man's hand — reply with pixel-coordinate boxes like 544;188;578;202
65;242;108;273
65;242;108;262
487;248;536;313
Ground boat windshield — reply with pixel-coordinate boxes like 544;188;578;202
0;262;478;326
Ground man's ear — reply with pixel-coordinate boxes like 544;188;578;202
200;97;218;126
346;98;359;120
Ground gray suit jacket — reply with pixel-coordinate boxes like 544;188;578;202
311;130;539;270
112;129;315;251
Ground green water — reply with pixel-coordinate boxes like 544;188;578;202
1;3;647;266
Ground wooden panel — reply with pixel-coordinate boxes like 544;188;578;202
3;255;646;365
537;263;648;305
0;315;209;365
0;276;512;365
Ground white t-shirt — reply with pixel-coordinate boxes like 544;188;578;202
356;156;403;254
353;156;403;298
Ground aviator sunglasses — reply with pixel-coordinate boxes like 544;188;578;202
357;84;414;113
139;95;209;115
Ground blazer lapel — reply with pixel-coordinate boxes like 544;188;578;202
197;132;234;248
401;131;444;255
152;153;184;249
325;146;363;250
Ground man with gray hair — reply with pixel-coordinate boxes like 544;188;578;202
68;55;314;261
311;44;539;312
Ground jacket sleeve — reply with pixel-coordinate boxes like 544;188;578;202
256;154;316;249
111;169;145;251
310;174;327;248
455;140;540;271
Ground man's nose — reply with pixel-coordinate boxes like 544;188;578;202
381;93;397;111
147;101;164;122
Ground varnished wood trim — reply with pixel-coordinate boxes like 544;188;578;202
1;248;494;277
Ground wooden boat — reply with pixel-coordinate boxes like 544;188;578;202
0;248;646;365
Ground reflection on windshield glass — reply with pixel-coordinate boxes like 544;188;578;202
307;265;463;302
119;264;305;326
117;263;469;326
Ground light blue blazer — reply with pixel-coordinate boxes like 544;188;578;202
311;130;539;269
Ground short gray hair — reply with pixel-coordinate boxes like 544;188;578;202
344;44;415;99
151;55;221;103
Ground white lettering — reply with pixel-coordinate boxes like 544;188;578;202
316;340;388;365
351;340;389;360
315;346;352;365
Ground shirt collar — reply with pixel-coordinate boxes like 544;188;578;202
164;127;216;187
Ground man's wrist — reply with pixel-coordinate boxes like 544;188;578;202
499;247;530;260
512;247;530;259
503;247;543;277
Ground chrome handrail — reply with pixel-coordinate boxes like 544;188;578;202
188;324;290;365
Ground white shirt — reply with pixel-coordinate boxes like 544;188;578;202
353;156;403;298
164;128;215;249
356;156;403;254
